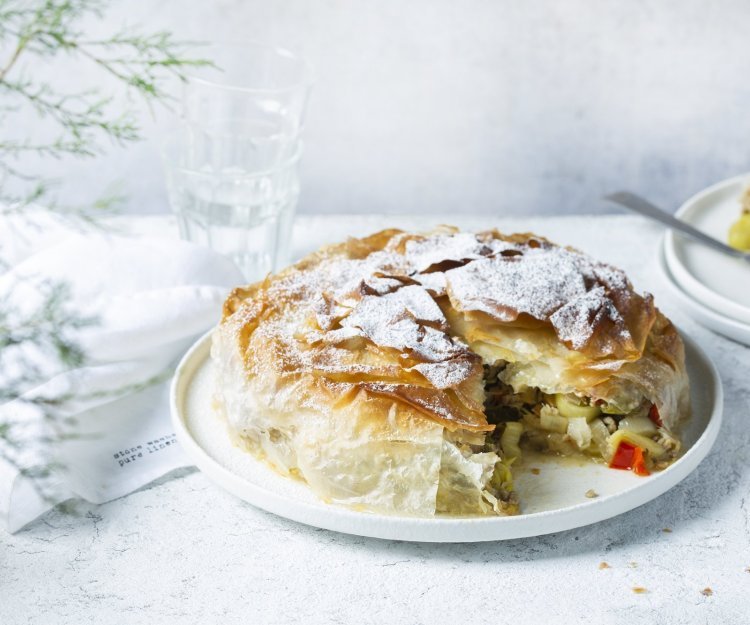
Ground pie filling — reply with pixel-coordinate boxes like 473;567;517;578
477;361;680;505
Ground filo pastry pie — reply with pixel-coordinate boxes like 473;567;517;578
211;228;690;517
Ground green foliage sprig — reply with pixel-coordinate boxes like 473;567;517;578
0;0;212;213
0;0;212;511
0;281;97;501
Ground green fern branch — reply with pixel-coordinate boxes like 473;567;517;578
0;0;214;509
0;0;213;210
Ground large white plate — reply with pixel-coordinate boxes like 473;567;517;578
170;331;722;542
659;239;750;347
664;173;750;324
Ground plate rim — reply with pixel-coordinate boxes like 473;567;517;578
170;329;723;542
664;172;750;323
658;237;750;345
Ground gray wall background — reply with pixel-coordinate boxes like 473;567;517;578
14;0;750;216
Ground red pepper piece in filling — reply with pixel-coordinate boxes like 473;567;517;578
648;404;663;428
609;441;651;476
631;446;650;476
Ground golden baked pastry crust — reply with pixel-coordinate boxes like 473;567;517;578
213;227;690;516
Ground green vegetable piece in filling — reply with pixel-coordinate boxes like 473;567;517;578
555;393;602;421
500;422;523;459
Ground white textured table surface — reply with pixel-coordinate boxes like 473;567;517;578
2;214;749;625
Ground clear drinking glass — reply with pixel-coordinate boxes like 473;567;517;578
163;130;302;281
162;43;313;280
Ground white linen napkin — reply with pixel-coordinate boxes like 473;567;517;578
0;214;244;533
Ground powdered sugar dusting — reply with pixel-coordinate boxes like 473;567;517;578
334;285;470;379
236;229;642;397
412;358;476;389
445;250;584;321
413;272;447;295
403;232;497;272
445;244;634;350
550;287;625;350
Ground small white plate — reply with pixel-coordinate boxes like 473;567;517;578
659;240;750;347
664;173;750;324
171;331;722;542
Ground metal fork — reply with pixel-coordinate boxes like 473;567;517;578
604;191;750;262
